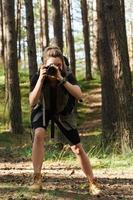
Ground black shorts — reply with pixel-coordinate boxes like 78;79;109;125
31;105;80;146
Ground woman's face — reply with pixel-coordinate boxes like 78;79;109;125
46;57;63;70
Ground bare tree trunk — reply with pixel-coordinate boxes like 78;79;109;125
97;0;133;153
130;22;133;71
3;0;23;134
63;0;68;54
64;0;76;76
3;0;9;108
52;0;63;51
16;0;21;61
0;0;4;62
89;0;98;71
80;0;92;80
24;0;37;86
22;38;26;69
40;0;49;51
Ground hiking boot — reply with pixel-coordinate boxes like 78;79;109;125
29;173;43;191
89;178;102;196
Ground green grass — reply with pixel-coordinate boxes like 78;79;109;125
77;71;101;92
0;184;61;200
0;67;31;130
0;128;133;171
1;183;85;200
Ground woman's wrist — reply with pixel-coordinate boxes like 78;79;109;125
58;75;63;81
59;77;67;85
38;75;45;83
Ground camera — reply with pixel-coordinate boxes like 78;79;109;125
46;65;57;76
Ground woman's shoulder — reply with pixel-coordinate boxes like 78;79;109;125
66;70;78;85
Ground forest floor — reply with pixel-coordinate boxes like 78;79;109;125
0;86;133;200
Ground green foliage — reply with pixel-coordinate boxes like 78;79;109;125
0;69;4;84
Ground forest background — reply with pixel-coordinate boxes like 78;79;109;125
0;0;133;199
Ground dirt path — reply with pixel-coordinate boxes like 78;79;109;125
0;161;133;200
79;87;102;135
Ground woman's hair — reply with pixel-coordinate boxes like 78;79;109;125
42;46;67;76
42;46;63;64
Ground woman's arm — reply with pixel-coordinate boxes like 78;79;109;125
29;66;47;107
56;66;83;100
62;80;82;100
29;77;44;107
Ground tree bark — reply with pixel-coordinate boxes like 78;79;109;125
40;0;49;50
97;0;133;153
24;0;37;86
80;0;92;80
131;22;133;71
3;0;23;134
52;0;63;51
64;0;76;76
16;0;21;61
0;0;4;62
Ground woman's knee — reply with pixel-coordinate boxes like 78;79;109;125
34;127;46;143
71;143;83;155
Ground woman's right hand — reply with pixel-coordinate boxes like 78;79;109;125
39;64;47;81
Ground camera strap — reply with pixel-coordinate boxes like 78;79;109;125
42;96;46;127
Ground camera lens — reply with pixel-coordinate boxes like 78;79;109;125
46;65;57;76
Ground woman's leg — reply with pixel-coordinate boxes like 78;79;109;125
71;143;101;195
32;127;46;173
71;143;94;182
30;127;46;190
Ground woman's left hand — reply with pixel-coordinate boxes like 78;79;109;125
56;67;63;81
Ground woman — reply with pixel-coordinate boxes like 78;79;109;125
29;46;101;195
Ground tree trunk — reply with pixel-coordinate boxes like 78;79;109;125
131;22;133;71
80;0;92;80
97;0;133;153
64;0;76;76
52;0;63;52
0;0;4;62
3;0;23;134
2;0;8;105
40;0;49;51
24;0;37;86
16;0;21;61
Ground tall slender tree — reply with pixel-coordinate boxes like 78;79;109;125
24;0;37;86
0;0;4;62
3;0;23;134
64;0;76;76
16;0;21;60
131;22;133;71
97;0;133;153
80;0;92;80
40;0;49;50
2;0;8;101
52;0;63;51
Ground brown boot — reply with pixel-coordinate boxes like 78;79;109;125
89;178;102;196
29;173;43;191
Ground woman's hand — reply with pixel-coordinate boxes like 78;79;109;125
46;64;63;81
39;64;47;81
54;65;63;81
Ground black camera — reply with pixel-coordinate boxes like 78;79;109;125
46;65;57;76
